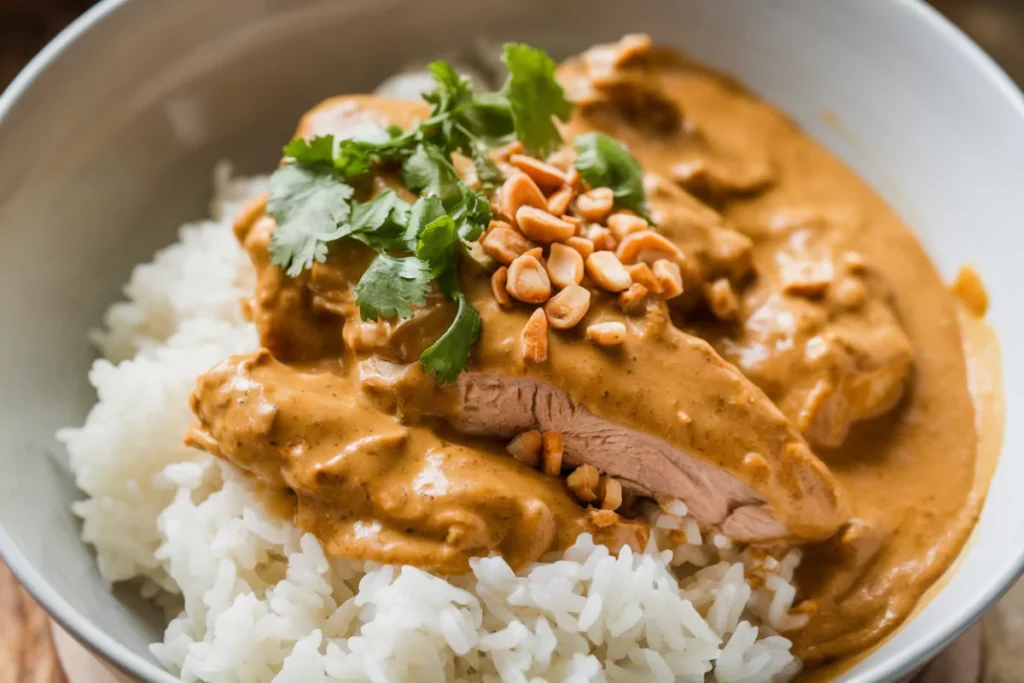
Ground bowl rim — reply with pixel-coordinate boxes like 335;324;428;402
2;0;1024;681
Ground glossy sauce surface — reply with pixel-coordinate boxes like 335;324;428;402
554;41;985;663
184;37;999;674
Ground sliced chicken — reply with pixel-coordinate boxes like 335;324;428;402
356;286;848;544
227;92;849;546
187;350;648;574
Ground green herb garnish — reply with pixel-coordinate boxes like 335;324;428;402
265;42;570;381
573;132;652;222
500;43;573;158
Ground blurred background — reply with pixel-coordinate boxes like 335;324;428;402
1;0;1022;682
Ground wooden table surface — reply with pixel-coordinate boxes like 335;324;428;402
0;562;66;683
1;1;1022;682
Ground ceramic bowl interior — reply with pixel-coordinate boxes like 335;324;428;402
1;0;1023;681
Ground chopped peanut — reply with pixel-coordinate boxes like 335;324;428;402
616;230;683;265
481;224;536;265
652;259;683;299
781;260;833;296
492;140;525;162
618;283;649;313
586;321;627;347
566;235;596;260
546;243;585;289
839;250;867;273
607;212;649;240
708;277;740;320
586;251;632;292
565;167;583;191
523;246;544;262
541;432;564;476
611;33;654;67
465;239;495;270
952;266;988;317
627;262;661;294
506;430;542;467
546;147;575;172
545;285;591;330
589;509;620;528
575;187;615;222
598;476;623;510
547;186;575;216
521;308;549;363
491;267;512;307
567;464;601;503
832;276;866;310
509;154;568;190
499;173;547;225
588;225;617;252
562;214;584;234
506;254;552;304
516;206;576;243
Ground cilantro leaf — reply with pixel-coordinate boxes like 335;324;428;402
404;195;447;250
283;135;378;181
501;43;572;157
348;189;403;232
354;254;432;321
449;182;491;241
346;189;412;250
266;165;354;276
283;135;335;168
573;132;652;221
417;214;460;280
419;294;482;383
466;135;504;188
332;138;378;180
424;61;474;114
402;144;463;205
458;92;516;146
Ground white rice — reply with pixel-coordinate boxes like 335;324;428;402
58;166;804;682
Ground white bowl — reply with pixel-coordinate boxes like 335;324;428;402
1;0;1022;681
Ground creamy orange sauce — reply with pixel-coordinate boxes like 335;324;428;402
183;35;1002;677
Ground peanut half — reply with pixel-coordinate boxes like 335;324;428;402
509;154;568;190
607;212;649;240
588;225;617;252
585;251;632;292
616;230;682;265
547;186;576;216
507;430;542;467
567;464;601;503
576;187;615;223
707;277;739;320
506;254;552;304
481;223;536;265
652;259;684;299
586;321;627;347
627;262;661;294
545;285;591;330
598;475;623;510
491;266;512;307
499;173;547;225
517;206;576;244
565;236;596;260
546;243;585;289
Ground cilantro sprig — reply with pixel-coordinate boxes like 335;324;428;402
573;132;653;222
265;43;572;382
